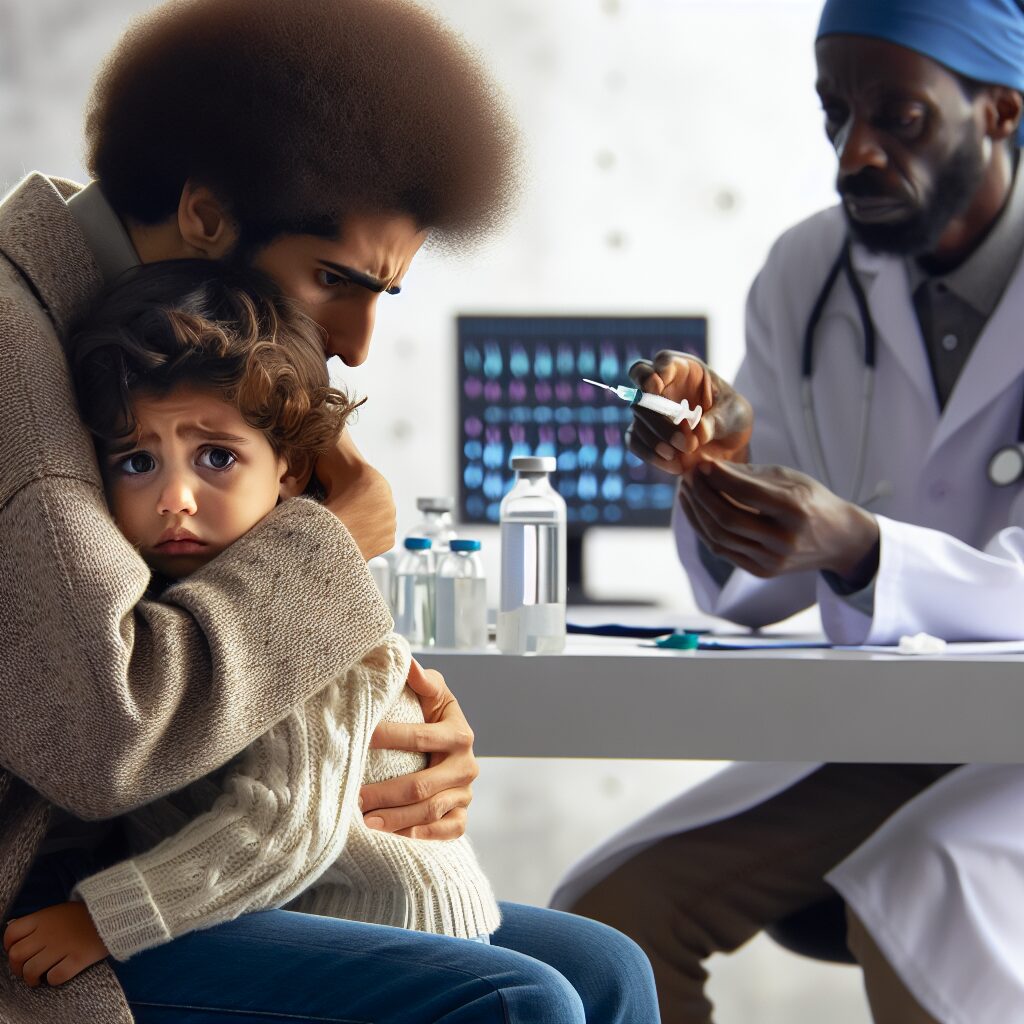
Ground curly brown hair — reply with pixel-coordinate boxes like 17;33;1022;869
85;0;520;255
70;260;358;480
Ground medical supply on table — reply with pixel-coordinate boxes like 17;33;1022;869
368;555;392;612
805;236;1024;496
497;456;567;655
897;632;948;655
435;539;488;650
393;537;436;647
655;631;701;650
582;378;703;429
408;496;458;553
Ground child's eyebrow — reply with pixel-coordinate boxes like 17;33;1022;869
106;427;252;455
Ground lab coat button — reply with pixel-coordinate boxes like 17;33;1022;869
941;333;958;352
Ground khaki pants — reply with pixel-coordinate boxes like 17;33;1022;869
567;764;955;1024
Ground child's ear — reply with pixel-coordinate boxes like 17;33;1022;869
277;456;310;500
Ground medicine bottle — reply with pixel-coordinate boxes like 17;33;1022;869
392;537;435;647
497;456;566;655
408;497;458;554
435;539;488;649
368;555;392;612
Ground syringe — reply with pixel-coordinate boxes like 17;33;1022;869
582;378;702;430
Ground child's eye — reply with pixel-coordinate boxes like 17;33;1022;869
198;446;237;471
116;452;156;476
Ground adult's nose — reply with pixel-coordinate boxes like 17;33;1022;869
834;116;887;179
327;302;376;367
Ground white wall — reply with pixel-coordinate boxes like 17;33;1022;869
1;2;869;1020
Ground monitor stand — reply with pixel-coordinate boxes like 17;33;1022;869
566;530;655;606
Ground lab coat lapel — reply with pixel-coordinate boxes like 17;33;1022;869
851;245;938;412
927;254;1024;459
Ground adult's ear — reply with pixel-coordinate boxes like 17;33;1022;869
176;181;239;258
985;86;1024;143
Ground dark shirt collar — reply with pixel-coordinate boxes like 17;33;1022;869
906;159;1024;318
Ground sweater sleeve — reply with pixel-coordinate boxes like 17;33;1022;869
73;635;412;961
0;288;393;820
0;480;393;819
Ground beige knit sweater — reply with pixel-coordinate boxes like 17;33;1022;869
0;174;393;1023
73;634;500;956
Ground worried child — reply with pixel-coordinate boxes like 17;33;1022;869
4;261;498;987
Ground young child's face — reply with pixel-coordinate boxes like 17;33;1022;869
103;384;296;579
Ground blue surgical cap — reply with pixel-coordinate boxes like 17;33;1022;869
817;0;1024;142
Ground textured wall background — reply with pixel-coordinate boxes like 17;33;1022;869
1;1;869;1019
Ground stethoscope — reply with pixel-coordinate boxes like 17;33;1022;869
802;238;1024;501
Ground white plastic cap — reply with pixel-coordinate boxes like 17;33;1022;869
510;456;556;473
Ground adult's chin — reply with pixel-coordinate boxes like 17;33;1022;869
843;209;941;257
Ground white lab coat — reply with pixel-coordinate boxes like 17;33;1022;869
552;205;1024;1024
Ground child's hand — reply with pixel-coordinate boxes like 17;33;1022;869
3;902;109;987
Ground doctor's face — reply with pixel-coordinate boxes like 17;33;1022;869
815;36;989;258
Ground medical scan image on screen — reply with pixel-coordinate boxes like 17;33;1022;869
457;315;708;600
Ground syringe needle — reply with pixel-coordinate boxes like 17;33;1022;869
582;378;612;391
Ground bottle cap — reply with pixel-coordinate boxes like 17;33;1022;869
404;537;432;550
449;539;481;552
510;456;556;473
416;497;455;512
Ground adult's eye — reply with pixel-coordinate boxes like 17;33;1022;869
882;104;926;137
820;102;847;133
316;269;351;289
117;451;156;476
198;446;237;471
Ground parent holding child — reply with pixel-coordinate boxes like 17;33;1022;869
0;0;659;1021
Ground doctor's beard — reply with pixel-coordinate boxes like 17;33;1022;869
839;130;986;258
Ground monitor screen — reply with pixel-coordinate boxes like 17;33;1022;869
457;315;708;530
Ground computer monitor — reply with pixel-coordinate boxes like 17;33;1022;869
457;314;709;603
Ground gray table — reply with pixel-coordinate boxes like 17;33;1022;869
417;635;1024;762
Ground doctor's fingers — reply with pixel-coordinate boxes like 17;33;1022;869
629;351;713;404
625;417;686;475
677;487;776;577
687;471;795;556
695;460;805;517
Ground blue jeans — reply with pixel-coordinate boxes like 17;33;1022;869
11;851;659;1023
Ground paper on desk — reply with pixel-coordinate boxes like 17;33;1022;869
840;640;1024;655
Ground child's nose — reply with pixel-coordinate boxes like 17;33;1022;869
157;476;198;516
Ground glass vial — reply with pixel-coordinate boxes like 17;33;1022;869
497;456;567;655
392;537;435;647
435;539;488;650
368;555;392;613
408;497;458;554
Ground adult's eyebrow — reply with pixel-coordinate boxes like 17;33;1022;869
319;260;402;295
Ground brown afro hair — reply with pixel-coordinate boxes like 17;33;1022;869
70;260;359;481
85;0;520;253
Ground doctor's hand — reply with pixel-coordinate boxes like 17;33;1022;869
679;459;880;587
360;660;477;840
626;351;753;475
317;431;397;560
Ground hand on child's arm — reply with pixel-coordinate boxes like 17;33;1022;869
4;903;109;987
361;660;478;840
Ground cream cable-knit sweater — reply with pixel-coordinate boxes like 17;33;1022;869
73;634;500;958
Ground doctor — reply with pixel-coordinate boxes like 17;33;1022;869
552;2;1024;1023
